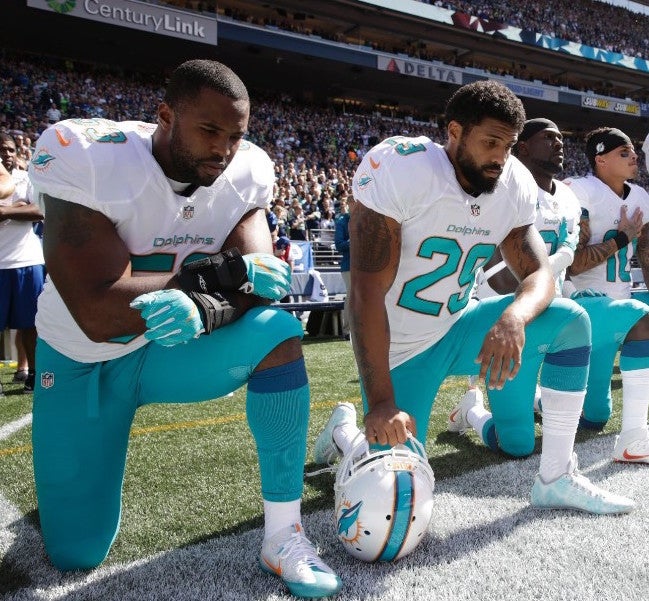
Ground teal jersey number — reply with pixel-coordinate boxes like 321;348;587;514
539;229;558;255
398;237;495;316
385;137;426;156
603;229;631;282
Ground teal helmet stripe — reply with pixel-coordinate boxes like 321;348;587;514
378;471;414;561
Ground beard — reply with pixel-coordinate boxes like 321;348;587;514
168;128;219;188
456;138;501;195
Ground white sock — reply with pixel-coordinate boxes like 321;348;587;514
333;423;364;457
538;387;584;482
467;404;492;441
263;499;301;540
621;368;649;433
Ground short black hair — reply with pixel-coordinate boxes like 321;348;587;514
164;59;249;108
0;133;16;146
444;80;526;134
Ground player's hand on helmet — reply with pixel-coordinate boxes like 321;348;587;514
558;218;579;251
130;289;204;347
363;400;416;447
242;253;291;300
570;288;608;299
477;312;525;390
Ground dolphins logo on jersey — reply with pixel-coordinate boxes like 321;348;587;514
31;149;56;172
356;172;373;190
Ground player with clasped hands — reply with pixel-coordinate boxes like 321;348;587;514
28;59;341;598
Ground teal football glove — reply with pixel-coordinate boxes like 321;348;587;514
130;289;204;347
571;288;608;300
242;253;291;300
558;218;579;251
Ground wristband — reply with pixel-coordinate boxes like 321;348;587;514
188;291;241;332
612;231;629;250
176;248;249;294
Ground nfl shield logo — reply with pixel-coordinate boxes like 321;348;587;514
182;205;194;220
470;204;480;216
41;372;54;389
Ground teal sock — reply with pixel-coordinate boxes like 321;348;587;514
246;358;310;502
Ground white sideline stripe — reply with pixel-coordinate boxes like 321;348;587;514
0;413;32;441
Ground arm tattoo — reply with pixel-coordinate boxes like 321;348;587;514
636;224;649;270
504;227;538;280
569;218;617;275
353;209;395;272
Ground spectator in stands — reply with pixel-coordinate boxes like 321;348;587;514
0;132;45;392
273;225;294;273
265;203;278;234
13;133;31;169
304;198;321;236
320;207;336;230
288;201;307;240
45;102;61;125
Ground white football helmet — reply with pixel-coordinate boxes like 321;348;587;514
333;435;435;562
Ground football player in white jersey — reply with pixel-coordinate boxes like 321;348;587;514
446;118;580;454
28;60;341;598
560;128;649;462
340;81;634;515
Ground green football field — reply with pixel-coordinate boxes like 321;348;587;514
0;337;630;601
0;337;623;566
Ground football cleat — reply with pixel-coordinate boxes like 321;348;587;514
531;454;635;515
448;388;484;434
612;427;649;464
334;435;435;562
12;369;28;383
23;372;35;393
260;523;342;598
314;402;357;465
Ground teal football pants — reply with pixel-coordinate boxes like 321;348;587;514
362;296;590;457
573;295;649;428
32;306;304;571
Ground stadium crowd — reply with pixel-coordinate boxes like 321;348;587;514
2;50;648;233
213;0;649;98
166;0;649;61
426;0;649;58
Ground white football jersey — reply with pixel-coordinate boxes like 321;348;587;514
0;168;44;269
352;136;537;368
562;174;649;299
476;179;581;299
29;118;274;362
